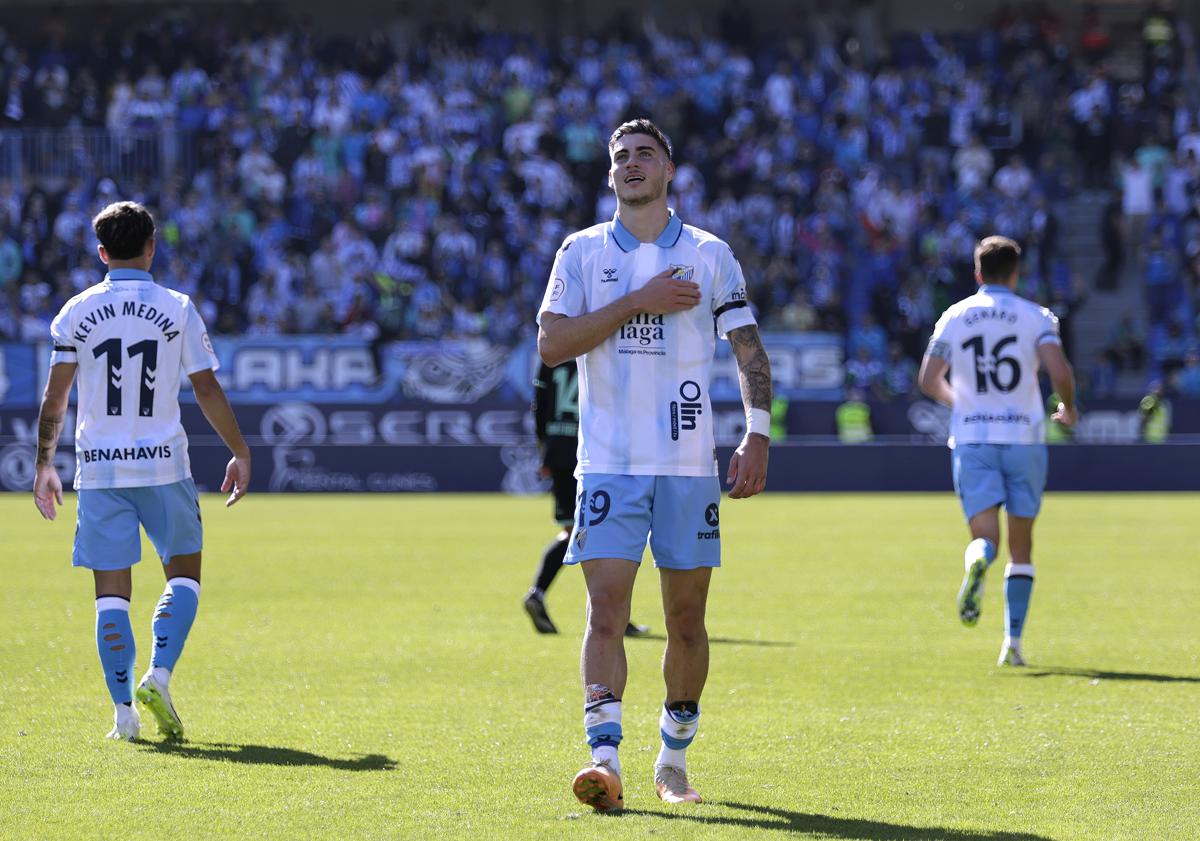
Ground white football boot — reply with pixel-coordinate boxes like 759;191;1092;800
997;637;1026;667
106;704;141;741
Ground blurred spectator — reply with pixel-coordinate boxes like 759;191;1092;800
1121;156;1154;265
881;341;917;399
1105;315;1145;371
1085;351;1116;399
0;1;1190;404
1175;352;1200;396
1144;231;1181;324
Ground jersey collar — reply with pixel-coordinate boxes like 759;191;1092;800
105;268;154;283
979;284;1014;295
611;209;683;252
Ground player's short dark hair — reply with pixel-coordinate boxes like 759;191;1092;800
974;236;1021;283
93;201;155;260
608;118;673;161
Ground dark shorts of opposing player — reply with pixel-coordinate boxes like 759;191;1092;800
564;473;722;570
550;467;576;526
73;478;203;570
952;443;1047;521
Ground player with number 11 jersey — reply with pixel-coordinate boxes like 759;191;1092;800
34;201;250;743
51;257;216;489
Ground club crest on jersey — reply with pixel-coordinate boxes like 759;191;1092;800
575;527;587;550
601;267;618;283
670;264;694;282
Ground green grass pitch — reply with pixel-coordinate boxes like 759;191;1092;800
1;492;1198;840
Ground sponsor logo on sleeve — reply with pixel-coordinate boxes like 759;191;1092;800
549;278;565;302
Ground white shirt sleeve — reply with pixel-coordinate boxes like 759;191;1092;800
48;303;78;365
711;244;756;339
1036;307;1062;346
537;236;585;323
180;300;220;374
926;308;955;359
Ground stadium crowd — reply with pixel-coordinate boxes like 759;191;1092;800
0;2;1198;397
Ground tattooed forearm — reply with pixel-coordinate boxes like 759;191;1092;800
36;412;63;467
728;325;772;411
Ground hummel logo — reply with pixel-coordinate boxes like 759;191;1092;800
601;267;618;283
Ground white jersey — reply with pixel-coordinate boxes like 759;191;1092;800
48;268;220;489
927;284;1061;448
537;211;757;477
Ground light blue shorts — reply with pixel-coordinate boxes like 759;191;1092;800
952;444;1048;521
73;478;203;571
564;473;722;570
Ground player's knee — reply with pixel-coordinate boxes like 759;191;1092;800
664;604;707;647
586;592;630;639
585;613;626;641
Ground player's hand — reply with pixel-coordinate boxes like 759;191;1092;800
1051;403;1078;428
222;454;251;507
539;465;551;479
726;433;769;499
631;268;702;315
33;465;64;521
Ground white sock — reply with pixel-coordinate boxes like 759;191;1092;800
656;744;687;770
656;704;700;770
152;666;171;687
965;537;996;569
591;745;620;776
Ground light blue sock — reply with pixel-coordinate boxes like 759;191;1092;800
96;597;135;705
151;577;200;674
966;537;997;568
1003;563;1035;641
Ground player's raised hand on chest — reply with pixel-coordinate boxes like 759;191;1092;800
632;268;701;315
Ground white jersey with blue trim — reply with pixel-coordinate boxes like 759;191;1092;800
927;284;1061;448
537;211;757;477
48;268;220;490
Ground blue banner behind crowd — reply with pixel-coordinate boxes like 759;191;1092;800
0;333;847;408
3;334;1198;494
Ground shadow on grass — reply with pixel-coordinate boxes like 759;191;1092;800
632;633;795;648
617;801;1053;840
141;740;396;771
1020;666;1200;684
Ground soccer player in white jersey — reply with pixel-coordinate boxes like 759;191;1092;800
32;201;250;740
918;236;1077;667
537;119;773;811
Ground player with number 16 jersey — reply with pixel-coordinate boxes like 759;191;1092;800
919;235;1077;670
926;273;1060;449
